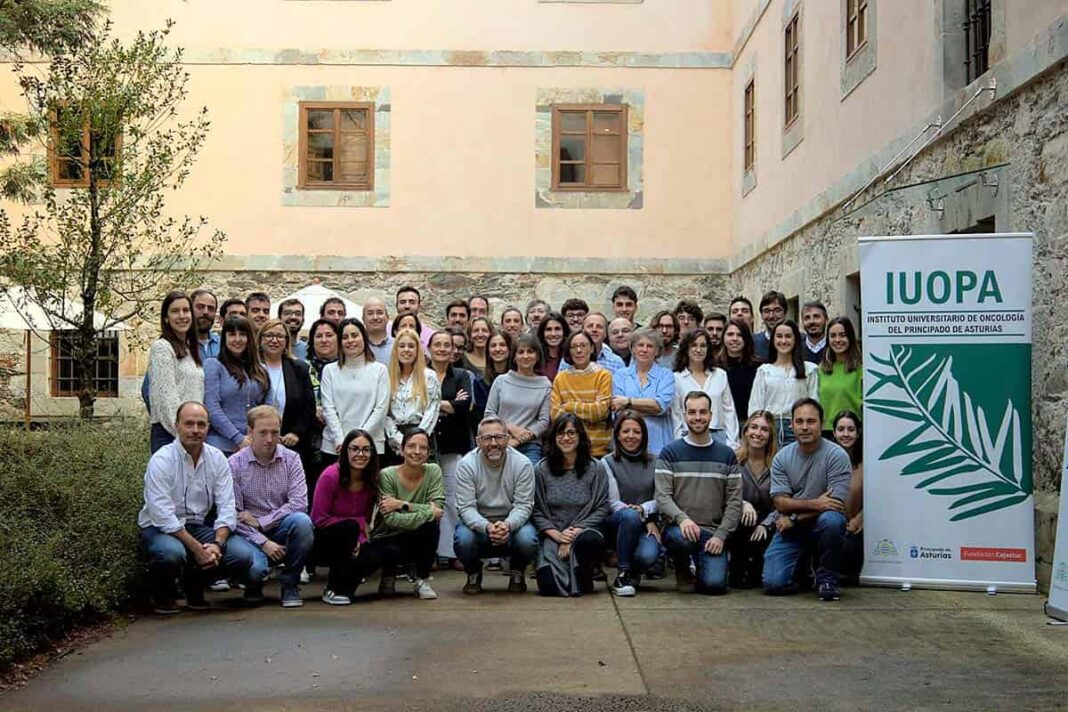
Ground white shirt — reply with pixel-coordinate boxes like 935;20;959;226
385;367;442;451
320;356;392;454
266;362;286;415
670;368;740;448
137;440;237;533
748;361;820;417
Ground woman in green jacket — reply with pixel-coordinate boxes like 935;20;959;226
818;317;863;438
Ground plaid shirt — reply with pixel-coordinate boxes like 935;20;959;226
228;445;308;545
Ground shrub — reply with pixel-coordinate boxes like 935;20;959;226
0;420;148;669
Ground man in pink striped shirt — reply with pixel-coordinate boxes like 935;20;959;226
226;405;313;608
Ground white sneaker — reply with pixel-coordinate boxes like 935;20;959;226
413;578;438;600
209;579;231;592
300;570;311;584
321;589;352;606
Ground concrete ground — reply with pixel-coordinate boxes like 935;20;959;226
3;570;1068;712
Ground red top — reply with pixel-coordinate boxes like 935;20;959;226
311;463;374;542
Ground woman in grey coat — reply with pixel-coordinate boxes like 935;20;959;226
532;414;612;596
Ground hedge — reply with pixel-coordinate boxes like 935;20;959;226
0;420;148;669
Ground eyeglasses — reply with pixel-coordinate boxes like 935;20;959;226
347;445;373;455
262;333;287;342
761;307;785;316
479;434;508;443
556;429;579;439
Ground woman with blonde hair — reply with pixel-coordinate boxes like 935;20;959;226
728;410;779;588
384;328;442;465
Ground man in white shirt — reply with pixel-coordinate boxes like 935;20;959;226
138;402;239;615
362;297;394;364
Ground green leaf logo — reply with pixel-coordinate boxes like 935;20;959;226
867;344;1031;521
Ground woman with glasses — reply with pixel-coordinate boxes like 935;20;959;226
532;415;612;597
257;319;317;460
320;318;391;460
551;331;613;457
204;315;270;456
313;429;379;606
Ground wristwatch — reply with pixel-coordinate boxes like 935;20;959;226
789;514;798;523
401;502;411;513
626;398;633;409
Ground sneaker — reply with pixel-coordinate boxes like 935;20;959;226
281;585;304;608
153;597;180;615
818;581;841;602
208;579;231;593
413;578;438;600
321;589;352;606
612;572;637;597
675;565;695;593
507;570;527;593
378;575;396;597
243;586;265;604
486;558;503;572
183;594;212;612
300;570;311;585
463;571;483;595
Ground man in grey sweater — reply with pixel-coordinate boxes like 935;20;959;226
453;416;538;593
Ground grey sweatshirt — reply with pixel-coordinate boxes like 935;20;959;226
654;436;743;541
485;371;552;437
454;447;536;534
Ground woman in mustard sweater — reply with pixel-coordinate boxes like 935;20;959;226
551;331;613;457
817;317;863;438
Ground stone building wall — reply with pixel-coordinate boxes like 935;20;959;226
731;61;1068;588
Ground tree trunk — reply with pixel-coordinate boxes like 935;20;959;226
76;129;105;420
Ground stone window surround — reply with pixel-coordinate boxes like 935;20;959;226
782;0;804;159
840;0;877;100
935;0;1006;101
740;54;758;198
535;88;644;210
282;85;391;208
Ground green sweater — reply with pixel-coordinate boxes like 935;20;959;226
373;464;446;538
817;363;863;430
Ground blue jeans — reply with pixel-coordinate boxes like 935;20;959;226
516;442;542;466
600;508;661;574
150;423;174;454
454;521;539;574
225;512;315;588
139;523;248;601
663;524;729;594
762;511;847;594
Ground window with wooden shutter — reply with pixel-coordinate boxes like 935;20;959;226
784;12;801;128
743;80;756;172
551;104;628;192
298;102;375;191
845;0;869;59
48;105;121;188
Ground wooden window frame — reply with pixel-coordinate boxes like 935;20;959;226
48;106;122;189
49;330;119;398
297;101;376;191
784;12;801;129
963;0;992;84
845;0;869;60
550;103;628;193
743;80;756;173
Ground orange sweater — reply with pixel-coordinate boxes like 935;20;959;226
550;366;613;457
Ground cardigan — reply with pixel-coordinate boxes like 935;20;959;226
279;357;318;454
550;365;613;457
147;339;204;436
434;366;474;455
320;356;392;455
203;358;270;452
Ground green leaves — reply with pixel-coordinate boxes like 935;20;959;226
867;344;1029;521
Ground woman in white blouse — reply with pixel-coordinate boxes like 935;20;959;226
148;290;205;453
669;329;739;448
748;320;819;445
320;318;391;462
385;328;442;465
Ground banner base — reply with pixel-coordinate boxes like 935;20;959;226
1046;601;1068;622
861;575;1037;594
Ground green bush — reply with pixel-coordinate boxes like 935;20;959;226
0;420;148;669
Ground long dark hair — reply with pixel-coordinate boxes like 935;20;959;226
821;316;862;374
771;320;807;380
338;429;380;493
159;290;202;366
536;311;571;358
511;333;544;373
544;414;593;476
611;410;650;465
219;316;269;391
724;318;759;366
673;329;716;373
337;317;374;365
484;331;513;385
833;411;863;467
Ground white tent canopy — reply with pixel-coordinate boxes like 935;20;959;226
0;286;129;333
270;282;361;324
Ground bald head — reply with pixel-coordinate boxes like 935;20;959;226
362;297;389;336
608;317;634;354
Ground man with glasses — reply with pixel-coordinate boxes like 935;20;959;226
754;290;788;362
279;298;307;361
453;417;538;594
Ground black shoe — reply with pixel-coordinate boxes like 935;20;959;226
818;581;841;602
463;571;483;595
153;597;180;615
243;586;265;604
183;595;211;612
611;572;636;597
507;570;527;593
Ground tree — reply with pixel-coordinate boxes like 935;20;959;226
0;21;226;419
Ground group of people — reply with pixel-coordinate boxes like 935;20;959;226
139;284;866;612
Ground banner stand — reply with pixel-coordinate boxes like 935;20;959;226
1045;420;1068;619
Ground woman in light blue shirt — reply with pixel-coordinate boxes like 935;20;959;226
610;329;676;455
204;316;270;455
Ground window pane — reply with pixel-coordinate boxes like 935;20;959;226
340;110;367;131
559;112;587;132
592;134;620;163
338;133;368;163
592;164;620;187
58;158;83;181
307;160;333;182
307;110;334;130
592;112;622;134
338;162;368;183
307;133;334;159
559;163;585;184
559;136;585;161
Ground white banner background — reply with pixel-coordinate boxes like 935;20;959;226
860;233;1035;592
1045;421;1068;619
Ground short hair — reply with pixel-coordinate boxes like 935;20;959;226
674;299;704;323
791;397;824;421
683;390;712;410
704;312;727;326
500;307;523;323
247;404;281;429
400;427;431;451
511;333;544;371
468;294;490;309
220;298;245;317
445;299;470;318
802;301;828;317
190;288;217;306
477;415;508;436
279;298;304;315
245;291;270;307
396;285;421;301
525;299;549;316
583;311;609;328
629;327;663;352
759;290;788;311
563;329;593;360
611;285;638;303
729;296;753;313
320;297;347;317
175;400;207;422
561;298;589;314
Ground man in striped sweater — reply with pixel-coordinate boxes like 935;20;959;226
655;391;743;594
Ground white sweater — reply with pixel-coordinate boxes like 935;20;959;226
320;356;392;455
148;338;204;436
748;361;819;418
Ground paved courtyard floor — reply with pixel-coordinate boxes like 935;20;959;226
3;571;1068;711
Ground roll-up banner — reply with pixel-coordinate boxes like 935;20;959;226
1046;421;1068;619
859;233;1035;593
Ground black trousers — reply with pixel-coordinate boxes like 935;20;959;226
727;525;772;588
354;521;440;586
535;529;606;597
315;521;362;595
